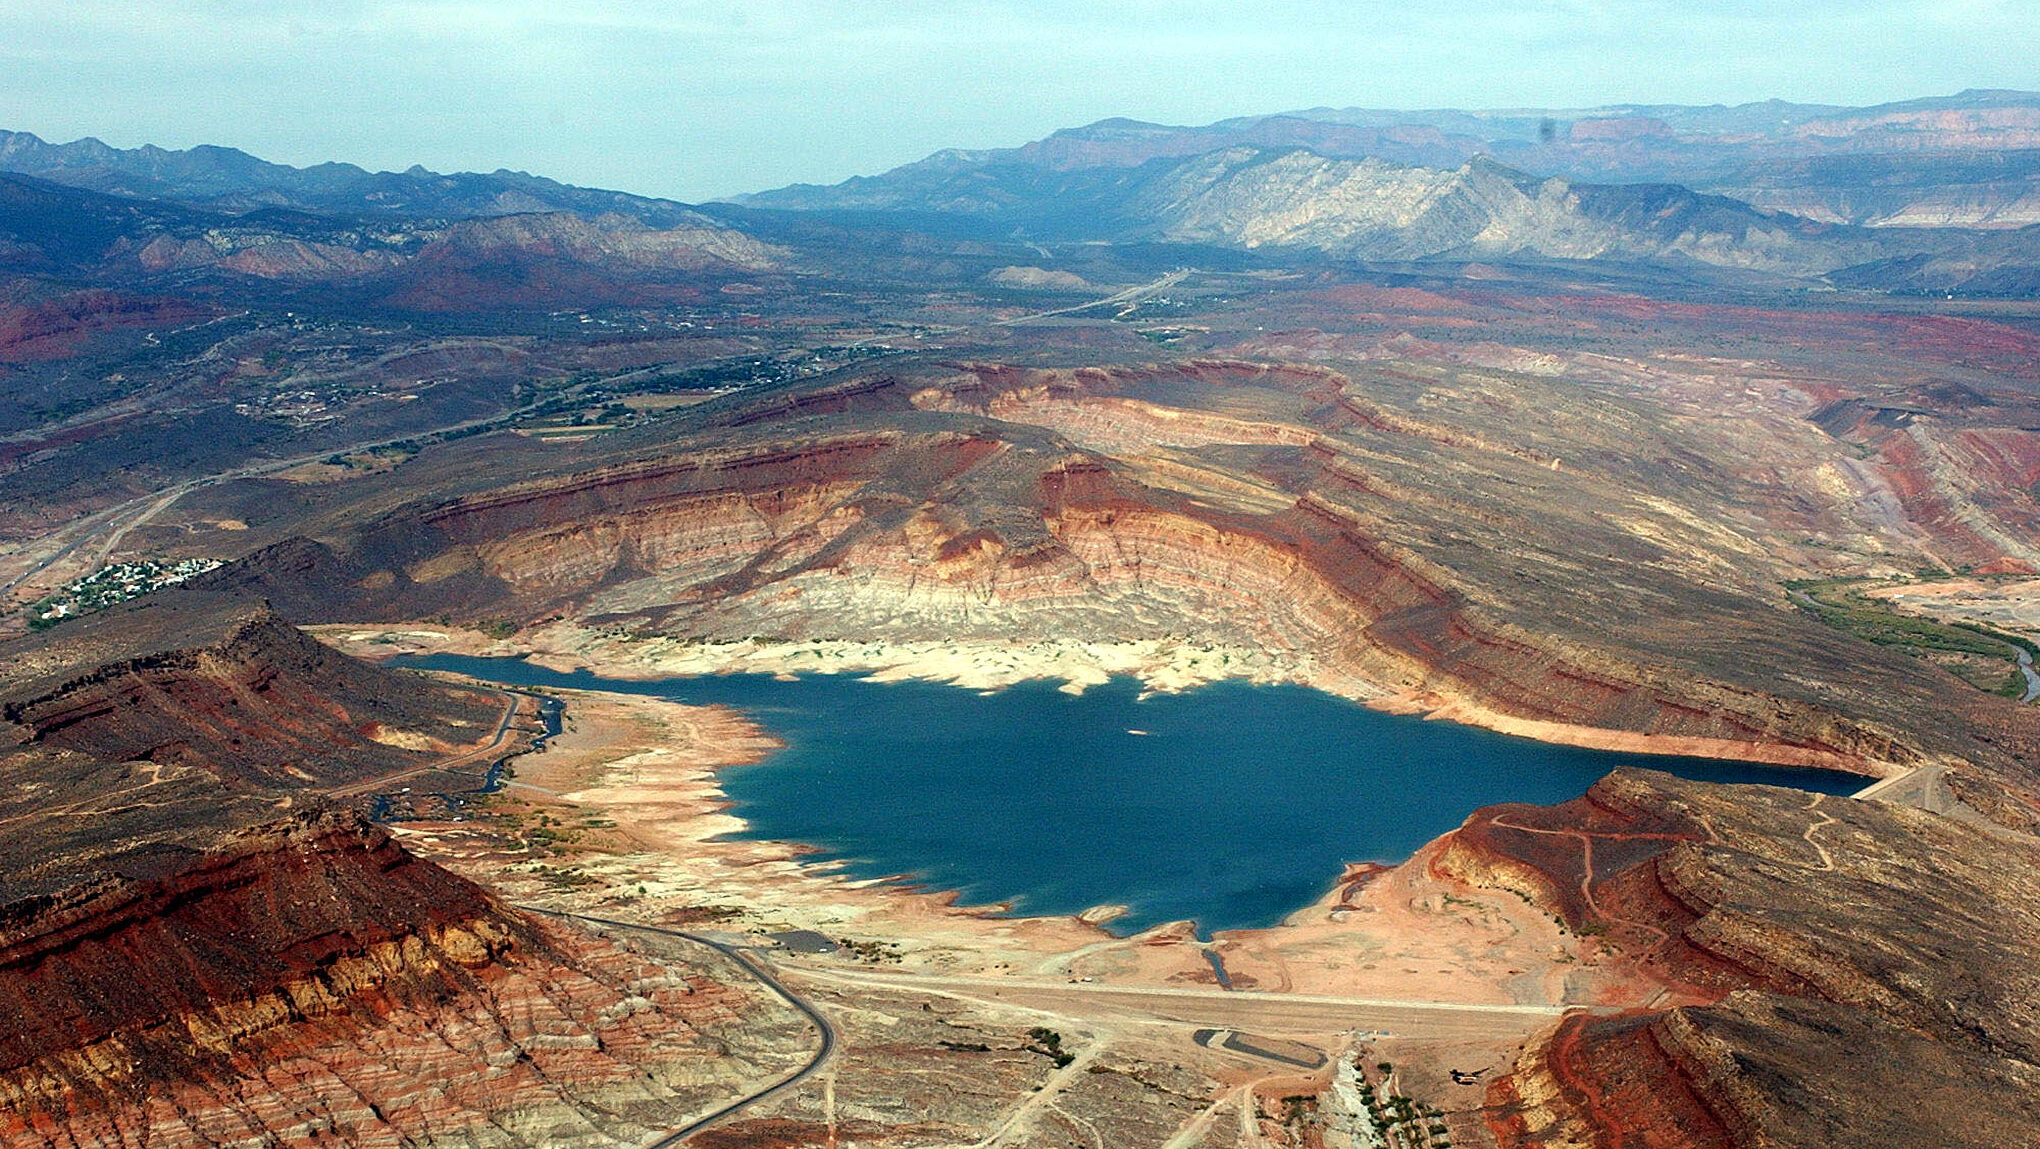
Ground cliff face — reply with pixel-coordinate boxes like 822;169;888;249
209;433;1910;769
0;813;798;1149
1443;770;2040;1147
0;585;806;1147
193;357;2040;780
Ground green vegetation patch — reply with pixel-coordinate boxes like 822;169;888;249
1025;1026;1075;1068
1786;577;2036;697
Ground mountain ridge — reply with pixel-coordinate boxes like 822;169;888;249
741;144;2040;293
741;89;2040;233
0;128;707;224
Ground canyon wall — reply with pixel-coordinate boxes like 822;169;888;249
1438;771;2040;1147
192;357;2005;777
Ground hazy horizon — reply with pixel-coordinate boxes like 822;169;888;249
2;1;2033;202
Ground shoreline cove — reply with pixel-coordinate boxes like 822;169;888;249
364;631;1871;938
326;621;1895;776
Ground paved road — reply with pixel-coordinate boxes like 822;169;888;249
1853;763;1961;813
529;910;838;1147
1;396;562;598
323;685;523;799
795;966;1565;1041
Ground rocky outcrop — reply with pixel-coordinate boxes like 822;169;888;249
0;812;796;1149
0;593;500;789
0;591;802;1147
1450;770;2040;1147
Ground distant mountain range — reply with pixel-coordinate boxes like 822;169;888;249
4;90;2040;298
0;130;795;310
746;89;2040;229
733;91;2040;295
0;128;706;224
0;170;784;314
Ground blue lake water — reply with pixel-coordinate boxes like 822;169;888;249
394;655;1866;935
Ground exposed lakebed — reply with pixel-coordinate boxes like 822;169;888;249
396;654;1866;935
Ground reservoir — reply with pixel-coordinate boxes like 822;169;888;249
395;655;1865;935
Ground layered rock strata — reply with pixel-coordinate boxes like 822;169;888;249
1447;770;2040;1147
191;359;2010;778
0;813;798;1149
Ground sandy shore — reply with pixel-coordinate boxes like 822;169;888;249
330;621;1684;1014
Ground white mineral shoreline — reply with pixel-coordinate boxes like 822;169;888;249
369;620;1350;701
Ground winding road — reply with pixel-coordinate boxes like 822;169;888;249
523;909;839;1147
323;684;526;799
517;908;1556;1146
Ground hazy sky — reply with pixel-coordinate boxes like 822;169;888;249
1;1;2032;201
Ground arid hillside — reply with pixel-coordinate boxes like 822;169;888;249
0;592;812;1147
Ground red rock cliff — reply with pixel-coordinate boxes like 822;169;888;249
0;812;800;1148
